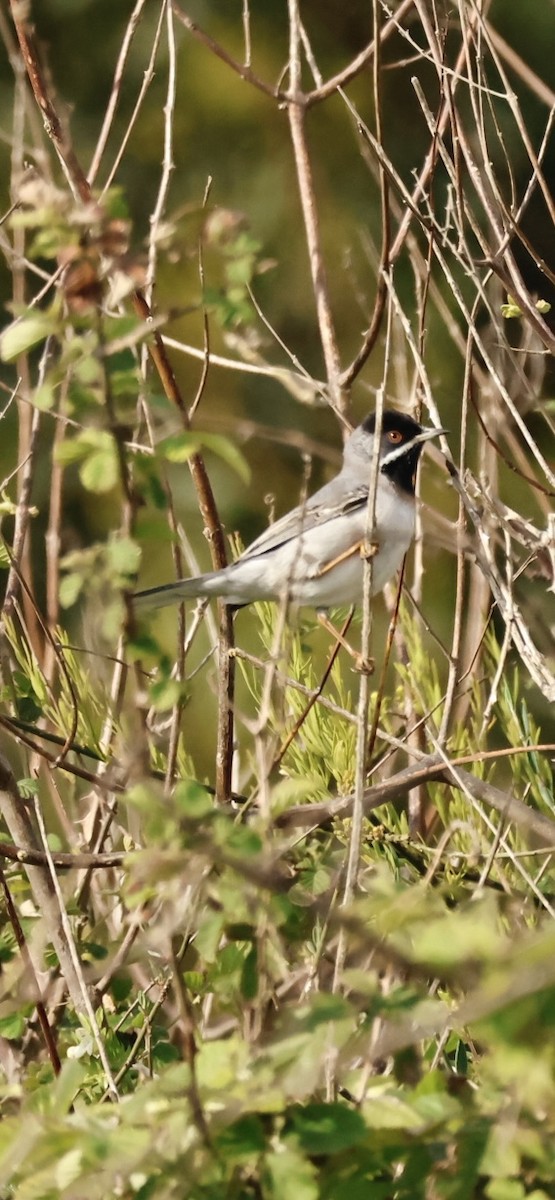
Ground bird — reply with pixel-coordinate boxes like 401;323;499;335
134;409;445;616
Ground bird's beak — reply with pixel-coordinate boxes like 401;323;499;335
416;425;449;444
382;424;449;468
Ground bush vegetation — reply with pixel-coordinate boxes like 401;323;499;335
0;1;554;1196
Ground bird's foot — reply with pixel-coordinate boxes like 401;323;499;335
354;654;375;675
359;539;379;561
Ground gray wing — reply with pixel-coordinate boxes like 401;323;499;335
240;478;369;562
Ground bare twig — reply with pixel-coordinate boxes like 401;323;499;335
286;0;346;419
88;0;149;184
276;747;555;844
339;0;391;389
171;2;281;100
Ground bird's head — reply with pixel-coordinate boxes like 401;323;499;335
345;409;446;494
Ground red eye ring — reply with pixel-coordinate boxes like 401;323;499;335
387;429;403;444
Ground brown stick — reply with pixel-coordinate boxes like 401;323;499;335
275;749;555;844
286;0;346;418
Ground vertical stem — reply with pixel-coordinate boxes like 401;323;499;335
3;50;43;653
332;0;388;973
286;0;347;419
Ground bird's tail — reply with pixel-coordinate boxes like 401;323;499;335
133;570;224;610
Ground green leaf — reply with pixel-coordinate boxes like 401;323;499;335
55;1148;85;1191
152;1039;181;1064
55;438;92;466
0;311;58;361
110;366;141;396
409;896;501;966
70;343;101;382
80;941;109;963
227;256;256;286
240;942;259;1001
59;572;84;608
0;1012;25;1040
101;596;126;641
158;431;250;482
361;1088;432;1132
139;470;169;511
195;912;225;962
18;778;40;800
103;314;142;343
216;1115;266;1160
173;781;214;821
33;381;56;410
297;993;352;1030
50;1059;87;1114
103;186;129;220
264;1146;319;1200
284;1103;367;1155
500;295;521;319
80;442;119;493
55;430;119;493
0;493;18;518
196;1036;248;1091
106;535;141;577
485;1182;526;1200
158;432;201;464
149;676;183;712
67;381;102;412
126;633;163;663
223;824;263;857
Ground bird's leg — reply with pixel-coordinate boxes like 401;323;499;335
316;611;374;675
359;538;379;562
317;539;379;577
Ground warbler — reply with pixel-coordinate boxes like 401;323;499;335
134;409;445;612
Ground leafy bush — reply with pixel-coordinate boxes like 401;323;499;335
0;2;554;1196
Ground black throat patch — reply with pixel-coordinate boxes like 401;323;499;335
381;446;421;495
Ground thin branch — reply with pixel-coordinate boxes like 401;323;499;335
0;840;125;869
305;0;416;106
271;611;353;769
276;748;555;843
7;9;86;196
99;1;167;195
339;0;391;388
88;0;149;185
286;0;346;418
171;2;281;100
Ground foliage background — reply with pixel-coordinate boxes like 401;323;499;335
0;0;554;1196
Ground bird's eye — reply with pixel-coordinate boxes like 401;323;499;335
387;429;403;444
